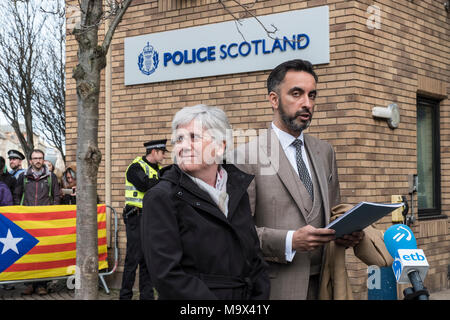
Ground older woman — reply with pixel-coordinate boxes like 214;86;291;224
141;104;269;300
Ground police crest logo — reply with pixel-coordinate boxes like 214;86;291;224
138;42;159;76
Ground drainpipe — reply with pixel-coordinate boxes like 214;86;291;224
105;15;112;247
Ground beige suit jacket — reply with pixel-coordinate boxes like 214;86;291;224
234;129;341;299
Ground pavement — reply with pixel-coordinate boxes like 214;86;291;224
0;281;122;300
1;280;449;300
428;288;450;300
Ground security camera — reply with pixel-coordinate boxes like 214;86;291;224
372;103;400;129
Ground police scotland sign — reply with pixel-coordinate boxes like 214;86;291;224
124;6;329;85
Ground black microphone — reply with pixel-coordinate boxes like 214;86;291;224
404;271;428;300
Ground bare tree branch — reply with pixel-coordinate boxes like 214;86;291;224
0;0;47;159
218;0;278;41
68;0;132;38
34;0;66;163
102;0;133;53
0;0;66;164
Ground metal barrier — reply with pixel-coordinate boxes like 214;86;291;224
99;205;119;294
0;205;119;294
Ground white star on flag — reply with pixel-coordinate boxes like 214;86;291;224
0;229;23;255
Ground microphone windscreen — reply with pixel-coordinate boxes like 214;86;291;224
383;224;417;258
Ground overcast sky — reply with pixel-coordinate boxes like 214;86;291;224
0;113;7;125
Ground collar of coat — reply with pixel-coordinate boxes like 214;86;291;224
25;166;51;180
159;163;254;221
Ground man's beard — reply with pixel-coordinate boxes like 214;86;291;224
32;165;43;172
278;97;312;133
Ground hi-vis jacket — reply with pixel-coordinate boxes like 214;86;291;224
125;157;161;208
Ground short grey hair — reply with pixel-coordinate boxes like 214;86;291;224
171;104;231;143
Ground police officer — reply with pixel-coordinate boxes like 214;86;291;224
7;149;25;180
119;139;167;300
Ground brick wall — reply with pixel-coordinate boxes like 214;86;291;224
65;0;450;298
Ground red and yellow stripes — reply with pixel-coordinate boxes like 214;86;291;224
0;205;108;281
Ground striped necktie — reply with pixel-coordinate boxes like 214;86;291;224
292;139;314;200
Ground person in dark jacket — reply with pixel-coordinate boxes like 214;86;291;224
0;157;15;290
0;156;16;195
120;140;166;300
7;149;25;180
141;104;270;300
0;181;13;206
13;149;60;296
13;149;61;207
60;165;77;205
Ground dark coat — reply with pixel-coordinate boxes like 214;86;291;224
61;194;76;205
0;169;16;194
0;181;13;206
141;164;270;300
13;167;61;206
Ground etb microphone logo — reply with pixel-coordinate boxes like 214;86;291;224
393;249;429;284
383;224;417;259
392;258;403;282
392;225;412;242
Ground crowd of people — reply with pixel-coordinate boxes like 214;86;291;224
0;149;78;208
0;148;78;295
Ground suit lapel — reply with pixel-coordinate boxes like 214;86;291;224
262;129;309;222
225;164;253;220
304;134;330;224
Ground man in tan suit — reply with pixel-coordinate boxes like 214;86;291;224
235;59;363;299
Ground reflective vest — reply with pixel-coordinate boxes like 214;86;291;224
125;157;161;208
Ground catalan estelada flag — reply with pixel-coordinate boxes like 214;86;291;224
0;204;108;281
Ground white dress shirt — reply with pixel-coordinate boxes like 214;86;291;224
271;122;313;262
271;122;312;177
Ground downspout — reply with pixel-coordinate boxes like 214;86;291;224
105;15;112;247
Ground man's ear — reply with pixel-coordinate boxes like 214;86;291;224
268;91;279;111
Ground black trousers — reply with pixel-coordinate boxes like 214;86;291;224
119;210;154;300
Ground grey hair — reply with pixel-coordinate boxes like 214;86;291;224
171;104;231;143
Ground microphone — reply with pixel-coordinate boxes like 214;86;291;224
383;224;429;300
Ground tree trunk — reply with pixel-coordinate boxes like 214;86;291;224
73;0;104;300
71;0;133;300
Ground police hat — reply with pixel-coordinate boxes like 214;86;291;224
7;149;25;160
144;139;168;152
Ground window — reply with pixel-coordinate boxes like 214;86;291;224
416;97;441;218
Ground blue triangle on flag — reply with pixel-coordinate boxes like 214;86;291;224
0;212;39;274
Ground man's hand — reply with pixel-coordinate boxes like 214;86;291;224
335;231;365;248
292;225;336;252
